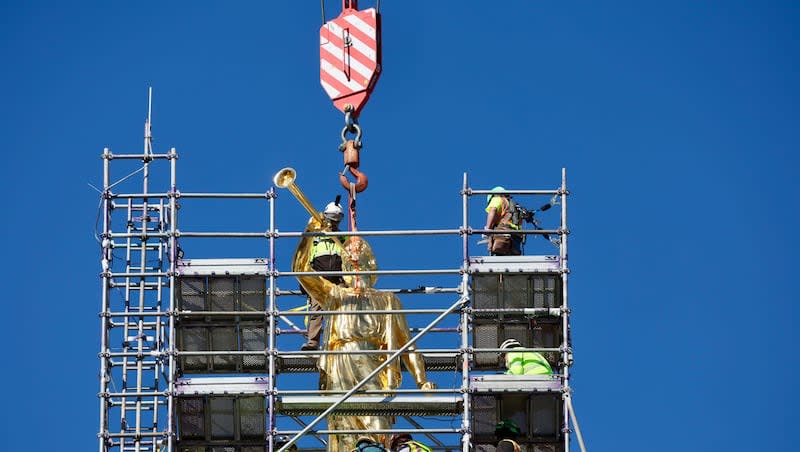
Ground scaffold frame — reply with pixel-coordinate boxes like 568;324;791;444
96;146;577;452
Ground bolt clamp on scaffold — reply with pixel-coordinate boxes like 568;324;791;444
320;0;381;231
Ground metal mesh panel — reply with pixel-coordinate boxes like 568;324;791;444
241;326;266;370
211;326;237;371
178;398;205;440
474;320;538;369
502;393;529;437
532;318;562;367
505;322;533;349
182;327;209;371
238;396;265;439
181;277;207;311
210;277;236;311
474;323;499;367
239;276;265;313
530;445;562;452
473;275;499;317
209;397;235;440
473;392;563;444
472;395;498;437
503;275;530;310
530;394;560;438
532;274;559;308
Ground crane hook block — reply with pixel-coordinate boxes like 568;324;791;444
320;2;382;117
342;140;360;169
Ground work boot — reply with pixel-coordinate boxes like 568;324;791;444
300;342;318;351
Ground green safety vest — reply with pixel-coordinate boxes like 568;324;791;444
487;196;520;230
506;351;553;375
311;236;343;259
398;440;432;452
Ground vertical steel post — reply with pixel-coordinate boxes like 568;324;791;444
560;167;570;452
152;200;165;448
268;187;277;452
166;147;178;451
120;197;134;451
460;173;471;452
98;147;112;452
133;152;152;452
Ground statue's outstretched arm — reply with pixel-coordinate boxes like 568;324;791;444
292;218;336;307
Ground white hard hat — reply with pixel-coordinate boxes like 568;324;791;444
500;338;522;350
323;202;344;222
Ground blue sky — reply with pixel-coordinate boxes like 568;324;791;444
2;1;798;451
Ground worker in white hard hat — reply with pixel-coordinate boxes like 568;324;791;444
500;338;553;375
484;186;522;256
301;196;346;351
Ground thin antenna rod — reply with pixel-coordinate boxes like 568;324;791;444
144;87;153;158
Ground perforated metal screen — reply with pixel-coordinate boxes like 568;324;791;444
178;398;205;440
475;444;563;452
178;276;266;312
472;273;563;370
177;396;266;447
470;391;563;445
178;322;267;373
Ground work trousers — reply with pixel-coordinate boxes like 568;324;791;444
304;264;343;347
305;297;324;348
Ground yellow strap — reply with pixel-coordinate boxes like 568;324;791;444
288;302;311;327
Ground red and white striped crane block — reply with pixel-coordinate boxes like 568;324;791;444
320;6;382;116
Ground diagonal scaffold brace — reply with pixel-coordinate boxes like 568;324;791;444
276;295;469;451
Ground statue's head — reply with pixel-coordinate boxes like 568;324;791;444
342;236;377;289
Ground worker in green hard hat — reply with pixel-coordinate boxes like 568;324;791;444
484;186;522;256
495;419;523;451
500;338;553;375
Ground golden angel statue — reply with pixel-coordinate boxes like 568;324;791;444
292;218;435;451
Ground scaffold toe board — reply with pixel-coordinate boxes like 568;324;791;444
277;395;463;416
277;352;461;373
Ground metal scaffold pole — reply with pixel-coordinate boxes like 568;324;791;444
98;147;112;452
561;167;571;452
166;147;178;452
268;187;277;452
460;172;471;452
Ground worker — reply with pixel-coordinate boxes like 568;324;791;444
352;437;388;451
495;420;523;452
389;433;432;452
484;186;522;256
293;219;435;451
274;435;299;450
301;198;345;351
500;338;553;375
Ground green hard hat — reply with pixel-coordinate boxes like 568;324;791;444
487;186;507;203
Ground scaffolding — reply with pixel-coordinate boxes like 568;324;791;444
96;141;577;451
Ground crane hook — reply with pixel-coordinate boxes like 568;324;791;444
339;139;367;192
340;165;368;193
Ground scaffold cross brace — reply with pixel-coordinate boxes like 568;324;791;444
320;1;382;116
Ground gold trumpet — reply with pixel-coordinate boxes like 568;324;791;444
273;167;345;247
